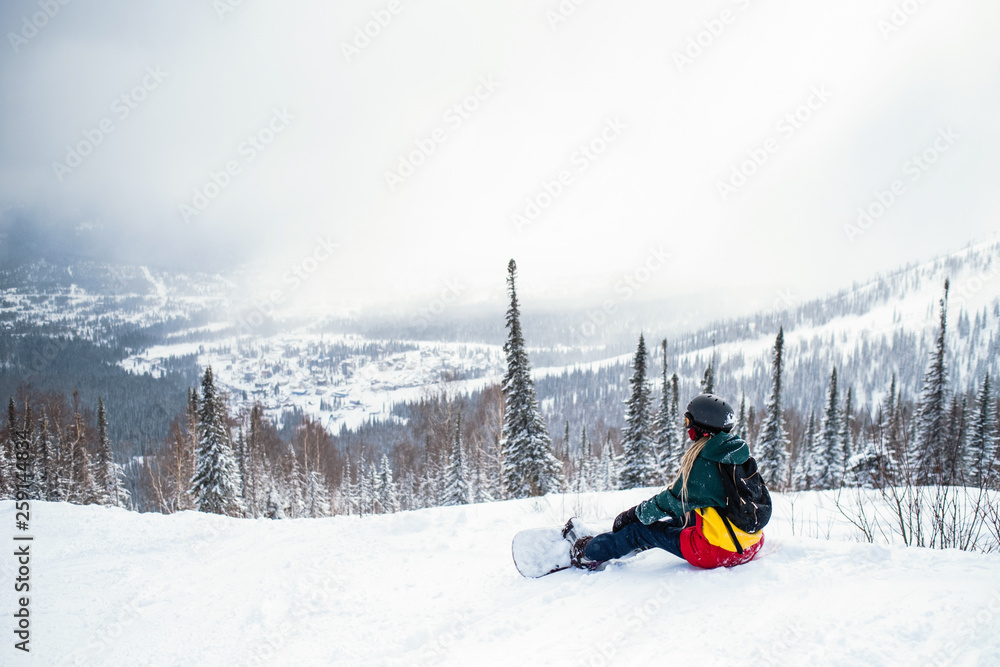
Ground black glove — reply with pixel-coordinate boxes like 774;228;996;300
613;506;640;533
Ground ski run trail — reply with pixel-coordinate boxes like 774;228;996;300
2;490;998;666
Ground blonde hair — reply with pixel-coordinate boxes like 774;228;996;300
673;435;710;507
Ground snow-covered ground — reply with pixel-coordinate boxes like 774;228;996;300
3;490;998;666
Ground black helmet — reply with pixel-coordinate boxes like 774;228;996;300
685;393;735;435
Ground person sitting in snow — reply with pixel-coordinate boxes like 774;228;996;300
570;393;765;570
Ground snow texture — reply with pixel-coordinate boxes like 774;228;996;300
3;490;999;666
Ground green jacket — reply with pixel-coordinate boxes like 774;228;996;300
636;431;751;524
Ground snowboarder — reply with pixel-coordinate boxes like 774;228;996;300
571;393;766;570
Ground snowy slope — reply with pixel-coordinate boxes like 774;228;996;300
3;492;998;666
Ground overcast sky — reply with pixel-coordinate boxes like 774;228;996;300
1;0;998;316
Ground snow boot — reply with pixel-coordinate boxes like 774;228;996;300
570;536;602;571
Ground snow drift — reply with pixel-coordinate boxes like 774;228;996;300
2;490;999;666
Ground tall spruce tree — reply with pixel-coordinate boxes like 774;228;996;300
600;436;618;492
701;363;715;394
945;394;969;483
442;412;472;506
969;374;996;485
93;397;126;507
653;339;680;482
72;446;100;505
810;367;842;490
499;260;562;497
914;280;950;484
840;386;855;471
1;398;17;499
374;454;400;513
620;334;659;489
670;373;683;467
756;327;790;489
793;412;816;491
36;412;53;501
884;373;901;461
282;441;306;518
304;469;332;518
735;393;747;440
190;366;244;516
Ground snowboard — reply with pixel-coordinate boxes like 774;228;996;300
511;518;605;578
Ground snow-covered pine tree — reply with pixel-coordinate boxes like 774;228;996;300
93;397;127;507
620;334;659;489
747;405;757;444
93;397;112;504
670;373;683;466
1;398;17;499
16;405;41;501
600;436;618;492
242;405;270;517
36;411;53;501
264;485;286;520
473;449;496;504
840;386;855;474
810;367;842;490
441;412;472;506
499;260;562;498
64;408;86;503
284;441;307;518
792;412;816;490
186;387;199;484
47;421;66;502
914;280;950;484
755;327;790;490
72;442;100;505
944;393;969;483
189;366;244;516
884;373;900;461
572;425;594;493
969;373;996;485
735;393;747;440
305;470;332;517
701;362;714;394
653;339;680;483
374;454;400;514
341;459;356;515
